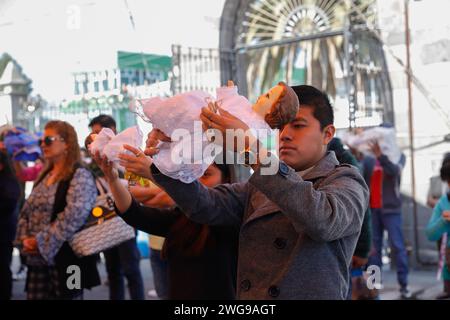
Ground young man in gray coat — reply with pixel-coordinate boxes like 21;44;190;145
116;85;369;300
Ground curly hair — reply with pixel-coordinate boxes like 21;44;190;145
39;120;81;182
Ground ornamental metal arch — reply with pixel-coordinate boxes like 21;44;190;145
219;0;394;129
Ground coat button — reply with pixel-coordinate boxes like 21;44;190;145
274;237;287;249
240;279;251;292
268;286;280;298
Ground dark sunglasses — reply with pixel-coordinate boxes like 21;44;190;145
39;136;64;146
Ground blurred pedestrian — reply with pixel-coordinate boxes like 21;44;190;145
15;120;100;299
86;114;145;300
366;135;411;299
0;151;21;300
426;157;450;299
128;185;172;300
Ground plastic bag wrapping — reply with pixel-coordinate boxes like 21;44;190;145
89;126;143;170
216;85;272;134
141;91;216;183
153;138;215;184
341;127;402;164
140;87;275;183
141;91;212;137
89;127;115;155
140;86;272;183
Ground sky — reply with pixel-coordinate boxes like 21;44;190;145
0;0;225;101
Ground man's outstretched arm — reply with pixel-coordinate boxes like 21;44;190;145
150;164;248;227
249;162;369;243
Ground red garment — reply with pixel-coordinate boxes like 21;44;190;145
370;160;383;209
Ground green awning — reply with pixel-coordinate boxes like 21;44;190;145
117;51;171;71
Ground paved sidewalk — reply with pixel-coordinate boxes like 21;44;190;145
379;268;444;300
11;250;446;300
11;251;158;300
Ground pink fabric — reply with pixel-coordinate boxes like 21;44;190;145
18;163;43;182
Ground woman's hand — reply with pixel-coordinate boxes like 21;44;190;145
23;237;39;255
118;144;153;179
142;189;175;209
128;184;161;203
92;151;119;182
129;182;175;208
442;210;450;222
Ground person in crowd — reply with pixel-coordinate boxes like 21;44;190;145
427;153;450;208
94;153;240;299
147;234;169;299
89;114;117;135
127;184;172;299
12;158;44;183
86;114;145;300
328;137;372;300
0;129;41;282
0;150;21;300
426;153;450;294
15;120;100;299
365;126;411;299
118;85;369;299
426;159;450;299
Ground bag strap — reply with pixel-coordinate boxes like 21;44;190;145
95;177;108;196
51;163;82;222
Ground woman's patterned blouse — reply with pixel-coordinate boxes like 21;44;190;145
16;167;97;266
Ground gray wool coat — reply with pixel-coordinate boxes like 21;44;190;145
150;151;369;300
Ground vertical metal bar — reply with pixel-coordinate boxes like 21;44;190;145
404;0;423;266
344;17;357;129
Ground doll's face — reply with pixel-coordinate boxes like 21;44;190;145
255;84;285;112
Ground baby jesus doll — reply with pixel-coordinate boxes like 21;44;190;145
134;81;299;183
207;80;298;130
252;81;299;129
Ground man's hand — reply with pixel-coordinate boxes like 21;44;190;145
368;140;382;158
200;106;260;153
118;144;153;179
144;129;169;157
92;151;119;182
442;210;450;222
200;105;250;134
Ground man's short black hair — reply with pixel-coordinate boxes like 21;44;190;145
441;161;450;182
88;114;116;130
291;85;334;129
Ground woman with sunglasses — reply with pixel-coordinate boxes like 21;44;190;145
15;120;100;300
